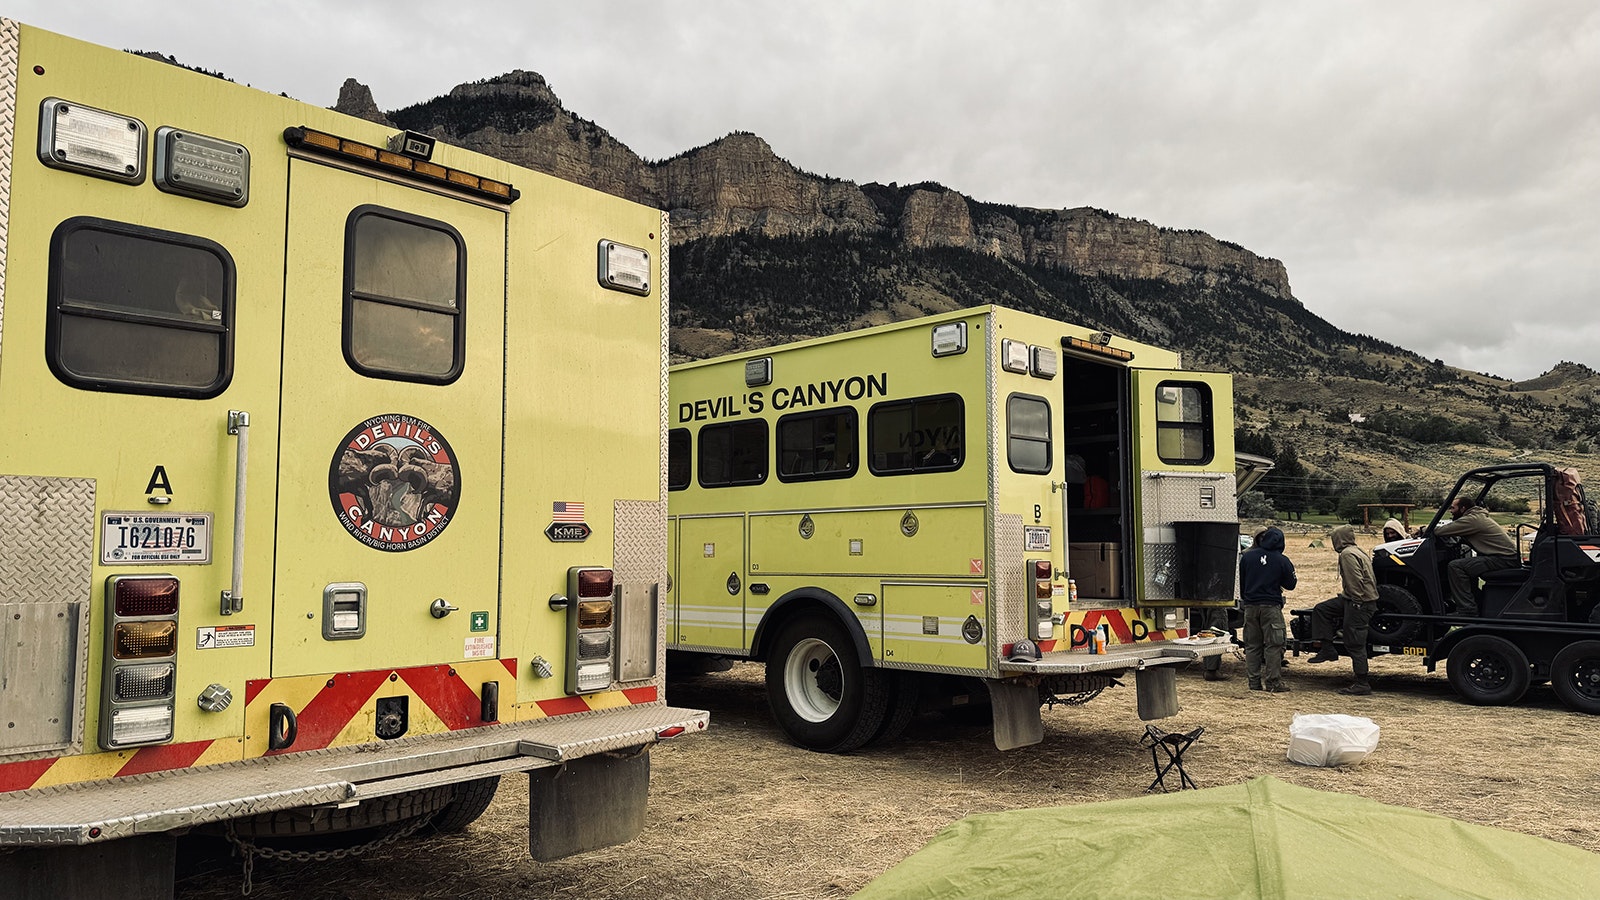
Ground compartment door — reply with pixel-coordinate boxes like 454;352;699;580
272;161;506;676
674;516;747;651
1130;369;1235;606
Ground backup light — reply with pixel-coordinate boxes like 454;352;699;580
109;705;173;745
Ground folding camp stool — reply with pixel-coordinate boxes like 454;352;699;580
1140;724;1204;792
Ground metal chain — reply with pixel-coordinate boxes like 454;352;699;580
1044;686;1105;708
224;812;433;895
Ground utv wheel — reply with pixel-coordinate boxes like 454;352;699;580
1370;584;1423;644
429;776;501;832
1549;640;1600;715
1446;635;1531;706
766;613;889;753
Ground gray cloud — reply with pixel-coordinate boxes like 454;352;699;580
10;0;1596;380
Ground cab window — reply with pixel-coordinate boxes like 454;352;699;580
1155;381;1213;464
1007;394;1052;474
869;394;964;475
344;206;464;383
47;217;234;398
777;407;858;482
698;420;768;487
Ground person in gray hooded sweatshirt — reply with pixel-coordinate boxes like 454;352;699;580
1308;524;1380;695
1238;526;1297;692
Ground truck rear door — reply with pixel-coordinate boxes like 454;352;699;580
272;160;506;677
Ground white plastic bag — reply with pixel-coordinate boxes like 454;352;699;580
1286;713;1380;766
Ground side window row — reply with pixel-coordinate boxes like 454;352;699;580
669;394;966;491
45;208;463;398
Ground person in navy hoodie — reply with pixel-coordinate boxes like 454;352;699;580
1239;526;1297;692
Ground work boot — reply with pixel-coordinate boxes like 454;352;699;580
1306;647;1339;664
1338;680;1373;696
1265;683;1291;693
1248;679;1263;691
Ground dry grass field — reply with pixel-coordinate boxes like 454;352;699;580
174;530;1600;899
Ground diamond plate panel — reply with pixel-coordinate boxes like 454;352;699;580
0;18;16;357
1139;472;1239;602
614;499;664;683
994;513;1024;648
0;476;94;602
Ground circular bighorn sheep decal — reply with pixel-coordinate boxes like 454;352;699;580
328;413;460;552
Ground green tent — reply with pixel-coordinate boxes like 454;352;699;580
856;776;1600;899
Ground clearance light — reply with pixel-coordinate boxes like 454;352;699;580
283;126;519;204
1001;339;1030;373
658;725;686;739
931;321;967;357
1064;335;1135;362
1030;346;1059;379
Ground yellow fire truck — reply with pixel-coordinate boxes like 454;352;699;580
0;20;706;896
668;306;1240;752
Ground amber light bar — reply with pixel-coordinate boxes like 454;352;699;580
1063;336;1135;361
283;126;519;203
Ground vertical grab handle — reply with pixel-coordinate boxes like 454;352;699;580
221;410;250;615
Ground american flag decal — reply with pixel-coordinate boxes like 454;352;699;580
552;501;586;523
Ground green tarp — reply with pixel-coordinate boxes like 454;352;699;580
856;776;1600;899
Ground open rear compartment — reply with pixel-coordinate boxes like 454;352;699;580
1059;354;1131;604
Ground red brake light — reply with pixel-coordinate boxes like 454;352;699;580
115;577;180;617
577;568;614;599
1033;560;1051;580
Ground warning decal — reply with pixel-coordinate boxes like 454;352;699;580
197;624;256;649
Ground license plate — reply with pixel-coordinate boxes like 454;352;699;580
1024;526;1051;551
102;513;213;565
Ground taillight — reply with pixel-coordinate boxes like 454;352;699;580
1027;559;1053;640
101;575;179;749
566;567;615;694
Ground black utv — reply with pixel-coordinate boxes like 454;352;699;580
1290;463;1600;713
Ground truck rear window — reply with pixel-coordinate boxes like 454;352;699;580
1007;394;1052;474
1155;381;1213;464
344;206;464;383
47;217;234;397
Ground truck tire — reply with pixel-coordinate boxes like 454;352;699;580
1370;584;1423;644
228;785;453;837
766;612;889;753
868;670;921;747
1549;640;1600;714
429;776;501;832
1446;635;1531;706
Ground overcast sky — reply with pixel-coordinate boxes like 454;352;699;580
10;2;1596;381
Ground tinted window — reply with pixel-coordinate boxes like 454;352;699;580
668;428;691;491
1155;381;1213;464
1007;394;1051;474
344;206;464;383
777;407;858;482
868;394;964;475
47;218;233;397
698;420;768;487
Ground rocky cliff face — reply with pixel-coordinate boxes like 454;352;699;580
335;71;1293;301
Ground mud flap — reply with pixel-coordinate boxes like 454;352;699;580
988;679;1044;750
0;834;174;900
1136;667;1179;720
528;747;650;861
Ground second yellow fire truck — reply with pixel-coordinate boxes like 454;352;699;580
668;306;1240;752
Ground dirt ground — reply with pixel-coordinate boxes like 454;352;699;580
174;531;1600;898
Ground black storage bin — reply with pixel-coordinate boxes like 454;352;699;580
1174;521;1239;601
